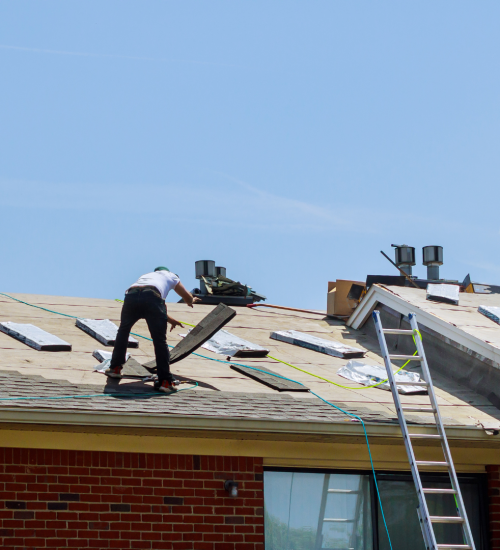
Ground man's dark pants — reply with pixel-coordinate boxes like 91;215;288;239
110;289;172;383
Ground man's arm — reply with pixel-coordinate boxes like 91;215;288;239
174;282;201;308
167;315;184;332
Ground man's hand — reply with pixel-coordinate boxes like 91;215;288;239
167;316;184;332
174;282;201;308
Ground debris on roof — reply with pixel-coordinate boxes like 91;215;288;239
229;364;308;392
0;322;71;351
92;349;130;363
187;329;269;358
0;288;499;432
270;330;366;359
76;318;139;347
337;360;427;395
426;283;460;305
478;305;500;326
95;356;152;379
192;260;266;306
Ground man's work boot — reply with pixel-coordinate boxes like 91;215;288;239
155;379;179;393
104;364;124;378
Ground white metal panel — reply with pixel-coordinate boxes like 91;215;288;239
478;305;500;326
0;322;72;351
76;319;139;347
270;330;365;358
426;284;460;305
195;329;269;357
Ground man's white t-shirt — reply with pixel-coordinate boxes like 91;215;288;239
129;271;180;300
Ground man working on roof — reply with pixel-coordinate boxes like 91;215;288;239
106;267;200;392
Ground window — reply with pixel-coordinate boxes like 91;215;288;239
264;470;488;550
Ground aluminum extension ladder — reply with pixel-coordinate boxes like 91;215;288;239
373;310;475;550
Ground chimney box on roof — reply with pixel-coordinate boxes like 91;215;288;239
423;246;443;280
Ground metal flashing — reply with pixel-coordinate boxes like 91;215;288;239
195;329;269;358
426;283;460;305
76;318;138;347
0;322;71;351
270;330;365;359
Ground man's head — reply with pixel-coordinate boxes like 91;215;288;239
154;266;170;272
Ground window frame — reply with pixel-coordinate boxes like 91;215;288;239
263;467;490;550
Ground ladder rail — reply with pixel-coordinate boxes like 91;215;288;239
408;313;476;550
373;311;438;550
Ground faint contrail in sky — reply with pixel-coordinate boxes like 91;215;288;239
0;44;234;66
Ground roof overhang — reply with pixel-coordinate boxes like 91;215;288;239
347;284;500;367
0;406;496;444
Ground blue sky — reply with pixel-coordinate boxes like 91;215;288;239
1;2;499;309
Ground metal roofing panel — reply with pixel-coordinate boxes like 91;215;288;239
270;330;366;359
76;318;139;347
194;329;269;358
0;322;71;351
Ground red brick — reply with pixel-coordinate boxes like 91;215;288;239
0;447;265;549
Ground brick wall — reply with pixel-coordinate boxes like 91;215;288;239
0;448;264;549
488;465;500;550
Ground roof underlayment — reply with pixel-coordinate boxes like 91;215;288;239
0;292;499;436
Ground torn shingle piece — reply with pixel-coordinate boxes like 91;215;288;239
144;303;236;368
426;284;460;305
230;364;308;392
76;319;138;348
270;330;365;359
478;305;500;326
0;322;72;351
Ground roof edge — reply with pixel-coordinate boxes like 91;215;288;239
0;407;494;443
347;284;500;367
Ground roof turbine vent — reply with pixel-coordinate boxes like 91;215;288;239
195;260;216;280
392;244;416;277
423;246;443;280
215;266;227;278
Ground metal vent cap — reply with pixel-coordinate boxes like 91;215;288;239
195;260;216;279
423;246;443;266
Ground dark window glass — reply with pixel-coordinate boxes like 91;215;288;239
377;477;483;550
264;470;486;550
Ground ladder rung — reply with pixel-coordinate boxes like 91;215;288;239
389;354;423;361
395;380;428;386
423;488;457;494
436;545;471;549
327;489;359;494
409;433;442;439
383;329;414;335
323;518;354;523
430;516;465;524
416;461;449;467
402;406;436;413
